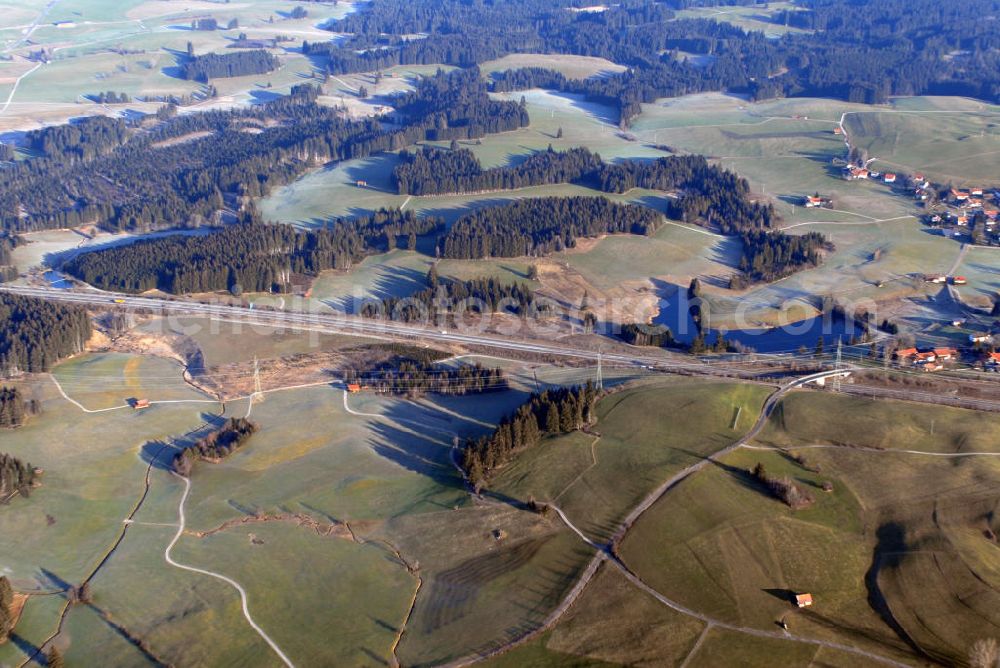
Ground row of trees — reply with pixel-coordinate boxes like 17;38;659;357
344;361;507;396
461;383;599;490
173;418;258;475
360;270;538;322
64;210;442;295
0;293;91;375
0;452;37;500
181;50;280;82
394;146;775;233
440;196;662;259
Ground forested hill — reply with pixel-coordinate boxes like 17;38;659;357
0;69;527;235
395;147;775;233
308;0;1000;125
63;210;442;295
440;196;662;259
0;293;91;374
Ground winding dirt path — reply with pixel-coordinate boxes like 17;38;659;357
164;474;295;668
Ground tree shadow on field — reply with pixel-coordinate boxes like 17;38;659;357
140;413;226;470
368;421;458;488
864;522;941;663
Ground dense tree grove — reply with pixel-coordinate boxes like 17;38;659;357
391;67;530;140
0;387;31;428
181;50;280;82
461;383;598;488
441;196;662;259
0;575;12;641
732;230;831;286
0;72;524;234
307;0;1000;127
620;323;677;348
0;235;19;282
0;452;37;500
361;271;538;322
0;294;91;375
394;147;774;233
173;418;258;475
751;462;814;509
345;361;507;396
25;115;128;160
64;210;442;294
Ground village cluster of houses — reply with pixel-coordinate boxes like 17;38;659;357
895;341;1000;372
926;186;1000;242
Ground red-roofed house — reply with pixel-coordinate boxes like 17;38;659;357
346;383;362;393
895;347;919;360
795;593;814;608
883;173;897;183
933;348;958;361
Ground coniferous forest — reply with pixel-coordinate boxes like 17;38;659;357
0;294;91;375
344;361;507;396
0;71;526;235
181;50;280;82
361;269;538;322
307;0;1000;126
461;383;599;489
440;197;663;259
64;211;442;294
394;147;775;233
732;231;832;287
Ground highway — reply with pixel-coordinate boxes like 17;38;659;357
7;284;1000;412
0;284;764;374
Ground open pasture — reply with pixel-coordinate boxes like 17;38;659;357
0;0;357;132
674;2;813;38
620;390;1000;666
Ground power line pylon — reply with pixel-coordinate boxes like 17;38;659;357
833;337;843;393
596;348;603;391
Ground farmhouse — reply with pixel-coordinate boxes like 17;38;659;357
988;352;1000;368
951;276;967;285
914;351;937;364
952;188;970;202
883;173;897;183
923;274;947;284
795;593;813;608
933;347;958;361
346;383;362;393
133;398;151;410
803;195;829;208
355;180;368;188
895;347;918;360
970;333;993;344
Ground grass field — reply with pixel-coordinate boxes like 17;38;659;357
1;350;649;665
0;0;358;132
481;54;625;81
674;2;813;38
618;390;1000;666
491;379;771;542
